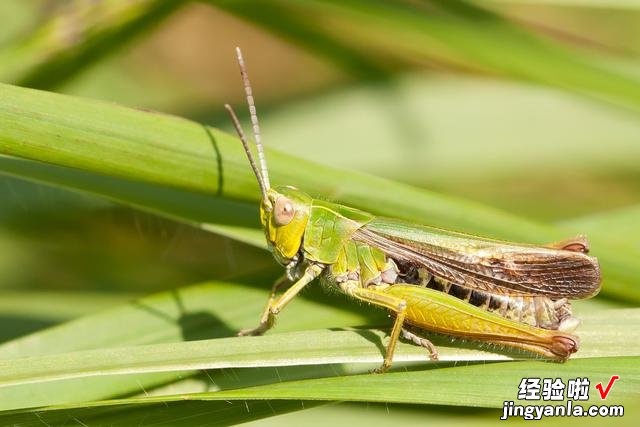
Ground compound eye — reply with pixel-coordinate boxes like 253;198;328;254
273;196;295;226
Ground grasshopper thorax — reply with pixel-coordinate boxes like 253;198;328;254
261;186;312;265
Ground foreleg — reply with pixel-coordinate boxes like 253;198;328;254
239;264;323;336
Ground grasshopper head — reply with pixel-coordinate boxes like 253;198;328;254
226;48;311;265
260;186;312;265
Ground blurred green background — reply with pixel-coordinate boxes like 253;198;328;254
0;0;638;425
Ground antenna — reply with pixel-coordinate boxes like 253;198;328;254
235;46;271;190
224;104;268;198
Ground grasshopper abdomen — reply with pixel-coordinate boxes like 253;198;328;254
387;259;578;332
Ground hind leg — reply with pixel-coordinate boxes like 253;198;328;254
340;281;407;373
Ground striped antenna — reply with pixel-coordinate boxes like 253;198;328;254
235;46;271;190
224;104;269;198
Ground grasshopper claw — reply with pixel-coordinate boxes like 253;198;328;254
371;363;391;374
237;325;267;336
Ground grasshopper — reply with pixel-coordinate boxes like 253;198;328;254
225;48;601;372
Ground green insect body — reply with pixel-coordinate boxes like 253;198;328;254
255;185;585;365
225;47;601;372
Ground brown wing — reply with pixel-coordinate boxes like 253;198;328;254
353;219;601;299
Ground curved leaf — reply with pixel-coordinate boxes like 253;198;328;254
0;356;635;425
0;297;635;410
0;83;637;300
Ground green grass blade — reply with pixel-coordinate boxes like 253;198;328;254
1;316;636;389
0;290;137;322
0;73;598;239
0;0;184;89
214;0;398;82
0;400;317;427
0;155;265;247
173;356;639;407
0;82;637;301
0;356;634;425
0;281;378;359
0;304;635;410
0;280;380;410
220;0;640;113
0;290;135;342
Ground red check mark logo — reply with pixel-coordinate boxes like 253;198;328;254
595;375;619;400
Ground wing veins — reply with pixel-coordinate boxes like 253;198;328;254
354;227;600;299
